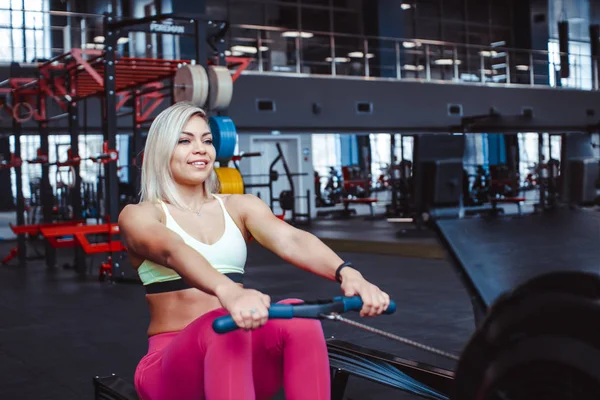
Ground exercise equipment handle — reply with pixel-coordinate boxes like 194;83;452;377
212;296;396;334
332;296;396;313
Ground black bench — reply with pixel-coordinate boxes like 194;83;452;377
433;207;600;324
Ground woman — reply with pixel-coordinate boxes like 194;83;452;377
118;102;391;400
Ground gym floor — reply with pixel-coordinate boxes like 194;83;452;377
0;216;474;400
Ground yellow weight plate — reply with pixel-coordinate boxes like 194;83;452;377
215;167;244;194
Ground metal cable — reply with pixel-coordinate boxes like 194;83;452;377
322;313;460;361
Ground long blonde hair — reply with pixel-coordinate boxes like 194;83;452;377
140;102;220;209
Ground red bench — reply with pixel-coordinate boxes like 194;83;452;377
2;220;85;264
40;223;125;254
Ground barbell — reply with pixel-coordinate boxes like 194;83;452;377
173;64;233;112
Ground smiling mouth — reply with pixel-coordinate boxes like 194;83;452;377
189;161;209;169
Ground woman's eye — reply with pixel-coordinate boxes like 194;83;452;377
204;139;213;145
178;139;190;144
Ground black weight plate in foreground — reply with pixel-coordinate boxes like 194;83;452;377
452;271;600;400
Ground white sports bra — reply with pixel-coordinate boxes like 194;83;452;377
137;195;247;292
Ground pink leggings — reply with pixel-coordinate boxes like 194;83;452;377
134;299;331;400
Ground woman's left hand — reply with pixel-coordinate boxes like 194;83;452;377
339;269;391;317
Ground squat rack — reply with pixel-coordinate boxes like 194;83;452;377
1;11;250;273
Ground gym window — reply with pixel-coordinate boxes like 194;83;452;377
311;133;342;187
547;39;592;90
0;0;51;63
370;134;392;184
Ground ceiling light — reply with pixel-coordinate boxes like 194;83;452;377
403;41;416;48
348;51;375;59
93;36;105;43
282;31;314;39
401;3;412;10
434;59;453;65
479;50;498;57
325;57;350;63
433;58;461;65
117;37;129;44
516;64;530;71
403;64;424;71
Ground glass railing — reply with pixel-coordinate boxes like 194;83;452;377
227;24;599;91
0;7;597;92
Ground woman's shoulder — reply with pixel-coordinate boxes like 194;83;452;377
119;200;165;222
214;193;258;204
214;193;269;214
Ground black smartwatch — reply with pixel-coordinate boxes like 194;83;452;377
335;261;353;283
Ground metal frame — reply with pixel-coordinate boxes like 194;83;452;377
0;10;251;269
327;338;454;400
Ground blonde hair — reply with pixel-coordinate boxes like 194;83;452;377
140;102;221;209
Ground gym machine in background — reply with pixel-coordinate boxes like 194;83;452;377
385;132;599;226
383;134;466;224
233;142;311;225
557;133;599;207
1;11;248;283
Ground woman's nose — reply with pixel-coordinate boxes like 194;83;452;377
193;140;207;154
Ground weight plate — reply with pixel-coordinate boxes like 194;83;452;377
215;167;244;194
209;116;237;162
207;65;233;111
173;65;209;106
452;271;600;400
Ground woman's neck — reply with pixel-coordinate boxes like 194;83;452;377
176;184;211;210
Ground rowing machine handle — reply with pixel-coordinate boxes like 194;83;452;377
332;295;396;314
212;296;396;334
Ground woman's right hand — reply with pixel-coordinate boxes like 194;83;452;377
215;284;271;330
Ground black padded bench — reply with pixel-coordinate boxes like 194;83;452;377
433;208;600;323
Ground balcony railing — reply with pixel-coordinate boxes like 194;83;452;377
228;24;599;91
0;7;597;92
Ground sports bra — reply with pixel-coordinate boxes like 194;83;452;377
137;194;247;294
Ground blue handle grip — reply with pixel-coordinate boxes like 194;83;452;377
212;296;396;334
212;317;238;334
212;304;295;334
333;296;397;314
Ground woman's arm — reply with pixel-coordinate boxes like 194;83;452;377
239;194;390;316
238;194;361;282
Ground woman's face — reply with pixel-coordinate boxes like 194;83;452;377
169;115;216;187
